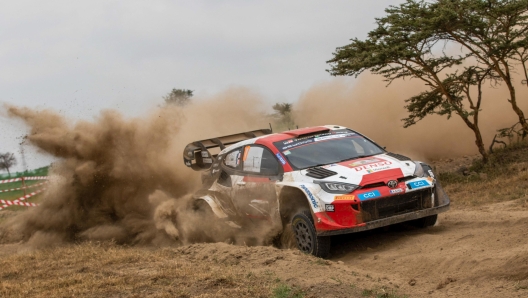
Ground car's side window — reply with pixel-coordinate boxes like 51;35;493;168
224;148;242;170
241;146;280;176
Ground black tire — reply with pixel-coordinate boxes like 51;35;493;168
291;210;331;258
410;214;438;228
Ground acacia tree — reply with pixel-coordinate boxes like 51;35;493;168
429;0;528;134
0;152;17;177
271;103;295;130
164;89;193;107
327;0;495;162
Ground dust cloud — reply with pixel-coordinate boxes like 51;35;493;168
0;87;269;247
2;75;527;248
295;74;528;161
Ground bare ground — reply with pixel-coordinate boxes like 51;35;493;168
1;199;527;297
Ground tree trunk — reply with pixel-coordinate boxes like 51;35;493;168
473;128;488;164
460;116;488;164
505;80;528;134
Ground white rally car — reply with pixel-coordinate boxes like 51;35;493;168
183;125;450;257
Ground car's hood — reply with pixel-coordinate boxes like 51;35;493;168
301;153;416;186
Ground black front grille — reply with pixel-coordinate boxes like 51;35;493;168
360;188;433;222
305;167;337;179
361;182;386;189
398;176;415;183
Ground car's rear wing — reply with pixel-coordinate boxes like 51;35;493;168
183;128;272;171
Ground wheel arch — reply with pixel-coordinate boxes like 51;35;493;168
277;186;312;225
194;195;228;219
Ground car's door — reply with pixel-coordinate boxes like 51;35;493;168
230;145;282;220
212;145;282;219
209;147;243;217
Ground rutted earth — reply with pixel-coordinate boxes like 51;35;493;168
331;200;528;297
1;200;527;297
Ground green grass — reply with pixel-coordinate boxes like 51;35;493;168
272;284;305;298
361;286;408;298
0;179;46;211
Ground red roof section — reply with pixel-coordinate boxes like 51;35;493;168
254;126;330;173
282;126;330;137
255;126;329;148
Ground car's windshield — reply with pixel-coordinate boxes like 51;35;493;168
273;130;384;170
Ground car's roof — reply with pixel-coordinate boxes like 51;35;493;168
254;125;349;148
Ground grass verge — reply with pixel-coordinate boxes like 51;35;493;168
438;141;528;207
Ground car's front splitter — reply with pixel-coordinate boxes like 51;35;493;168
316;202;450;236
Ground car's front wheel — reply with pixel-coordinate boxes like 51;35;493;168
291;210;331;258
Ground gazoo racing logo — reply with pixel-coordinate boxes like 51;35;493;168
300;185;319;208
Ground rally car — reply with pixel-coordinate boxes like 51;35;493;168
183;125;450;257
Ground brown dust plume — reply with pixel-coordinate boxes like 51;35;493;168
295;74;528;161
0;87;269;247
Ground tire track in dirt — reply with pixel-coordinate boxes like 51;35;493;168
331;201;528;297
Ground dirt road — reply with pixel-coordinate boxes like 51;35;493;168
1;200;527;297
329;200;528;297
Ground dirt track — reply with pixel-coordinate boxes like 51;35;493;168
1;200;527;297
329;200;528;297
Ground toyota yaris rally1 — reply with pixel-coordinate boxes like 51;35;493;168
183;125;450;257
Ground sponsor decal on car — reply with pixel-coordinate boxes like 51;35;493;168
281;139;313;150
325;204;335;212
276;152;287;165
322;164;337;168
314;134;347;142
333;194;355;201
201;151;209;157
353;161;393;172
203;158;213;163
300;184;318;208
357;190;381;201
348;157;385;167
366;166;391;173
407;180;430;189
390;188;403;194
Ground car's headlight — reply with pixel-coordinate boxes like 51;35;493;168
413;162;425;177
315;181;360;194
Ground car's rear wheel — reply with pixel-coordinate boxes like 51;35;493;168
291;210;331;258
411;214;438;228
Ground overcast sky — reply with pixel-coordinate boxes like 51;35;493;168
1;0;402;173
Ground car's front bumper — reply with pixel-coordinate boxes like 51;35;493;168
316;202;450;236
